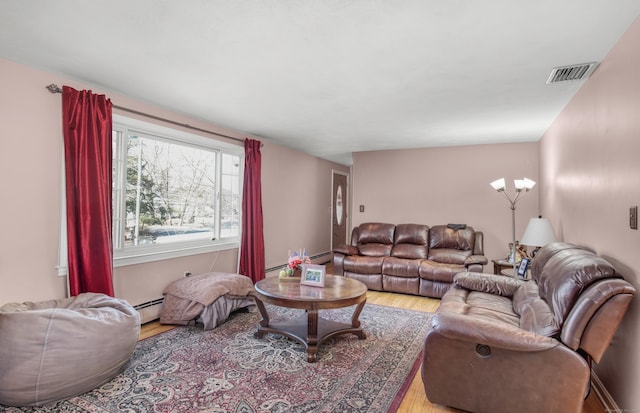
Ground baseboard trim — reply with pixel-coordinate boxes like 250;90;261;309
265;251;332;274
592;371;620;413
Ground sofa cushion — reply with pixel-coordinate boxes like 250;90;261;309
354;223;395;257
420;260;465;283
344;255;386;274
358;244;393;257
357;222;395;244
454;272;522;297
534;244;619;327
382;256;422;278
428;248;472;265
440;287;520;327
512;281;559;337
391;224;429;259
429;225;475;251
333;244;359;256
530;242;593;278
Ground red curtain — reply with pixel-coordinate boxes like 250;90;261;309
62;86;114;296
239;138;265;283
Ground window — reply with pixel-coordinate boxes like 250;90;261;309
57;115;243;275
111;115;243;266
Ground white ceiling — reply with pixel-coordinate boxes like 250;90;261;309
2;1;639;165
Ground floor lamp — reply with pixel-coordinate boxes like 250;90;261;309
490;177;536;273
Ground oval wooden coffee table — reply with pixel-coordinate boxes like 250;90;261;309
253;274;367;362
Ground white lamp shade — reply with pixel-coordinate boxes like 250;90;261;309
490;178;506;191
523;178;536;190
520;217;557;247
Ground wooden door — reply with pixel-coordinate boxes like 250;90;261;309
331;171;349;248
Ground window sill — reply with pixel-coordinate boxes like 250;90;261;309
57;240;239;276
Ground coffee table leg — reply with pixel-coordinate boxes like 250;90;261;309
351;300;367;339
253;298;270;338
307;309;319;362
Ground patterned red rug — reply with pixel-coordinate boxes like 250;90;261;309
4;304;432;413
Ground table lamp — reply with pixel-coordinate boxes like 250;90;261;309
520;216;557;258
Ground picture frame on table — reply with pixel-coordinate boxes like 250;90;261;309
517;258;531;278
301;264;326;287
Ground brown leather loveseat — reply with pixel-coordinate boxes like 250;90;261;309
422;242;636;413
332;222;487;298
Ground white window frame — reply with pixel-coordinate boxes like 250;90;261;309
58;115;243;274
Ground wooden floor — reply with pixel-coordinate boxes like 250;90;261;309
140;290;605;413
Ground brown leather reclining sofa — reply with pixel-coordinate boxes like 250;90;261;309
422;242;636;413
332;222;487;298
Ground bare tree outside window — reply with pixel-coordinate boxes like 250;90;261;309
112;126;241;251
122;135;216;245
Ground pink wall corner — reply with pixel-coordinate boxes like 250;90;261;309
540;17;640;411
261;140;349;272
0;59;68;303
351;142;540;265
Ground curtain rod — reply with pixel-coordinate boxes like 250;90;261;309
46;83;246;145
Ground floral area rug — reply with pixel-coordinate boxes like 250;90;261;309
2;304;433;413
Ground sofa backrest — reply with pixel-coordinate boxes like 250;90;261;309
527;242;635;362
513;281;559;337
427;225;475;264
532;242;620;327
391;224;429;259
354;222;396;257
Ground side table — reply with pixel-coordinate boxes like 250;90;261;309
492;259;515;275
500;267;531;280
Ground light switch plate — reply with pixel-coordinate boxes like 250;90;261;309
630;206;638;230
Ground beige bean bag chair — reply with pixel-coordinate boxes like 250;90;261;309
0;292;140;407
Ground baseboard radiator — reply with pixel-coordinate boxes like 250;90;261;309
265;251;332;276
133;298;164;325
131;252;332;324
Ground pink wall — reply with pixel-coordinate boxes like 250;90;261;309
0;60;67;303
352;142;540;263
540;17;640;410
261;142;348;272
0;58;346;315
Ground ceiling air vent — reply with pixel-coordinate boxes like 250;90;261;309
546;62;598;84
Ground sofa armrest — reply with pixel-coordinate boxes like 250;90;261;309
332;244;359;276
454;272;523;297
333;244;359;256
430;311;559;352
423;310;591;413
472;231;485;255
464;254;488;266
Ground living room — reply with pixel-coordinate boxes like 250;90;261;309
1;2;640;412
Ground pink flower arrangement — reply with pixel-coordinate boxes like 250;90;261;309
280;249;311;277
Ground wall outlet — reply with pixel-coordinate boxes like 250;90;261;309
630;206;638;230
